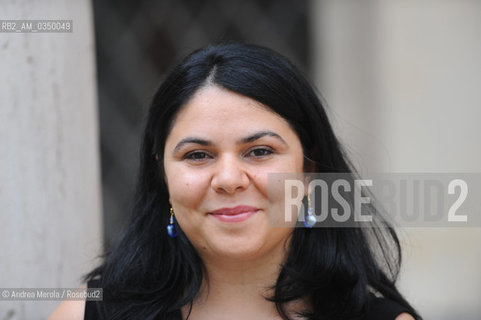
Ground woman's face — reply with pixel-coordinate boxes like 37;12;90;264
163;85;304;263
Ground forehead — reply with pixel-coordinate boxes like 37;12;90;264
169;85;289;132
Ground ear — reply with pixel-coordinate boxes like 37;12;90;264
155;152;169;186
303;156;317;173
303;147;320;173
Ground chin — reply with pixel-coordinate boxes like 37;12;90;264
204;233;269;259
210;246;268;261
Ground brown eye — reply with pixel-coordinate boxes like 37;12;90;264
246;148;274;158
184;151;211;161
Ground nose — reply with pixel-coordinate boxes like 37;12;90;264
211;154;250;194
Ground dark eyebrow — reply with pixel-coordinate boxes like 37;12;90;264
173;138;213;153
238;130;288;146
173;130;287;154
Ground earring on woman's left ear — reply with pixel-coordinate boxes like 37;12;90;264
167;207;177;238
304;193;317;228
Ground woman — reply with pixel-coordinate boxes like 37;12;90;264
50;43;420;319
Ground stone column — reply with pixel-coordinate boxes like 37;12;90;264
312;1;481;319
0;0;103;318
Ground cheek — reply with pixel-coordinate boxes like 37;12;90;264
248;167;270;200
250;156;306;199
166;167;210;211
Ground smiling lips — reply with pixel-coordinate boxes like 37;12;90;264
209;205;260;223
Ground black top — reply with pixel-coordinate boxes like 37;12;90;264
85;280;411;320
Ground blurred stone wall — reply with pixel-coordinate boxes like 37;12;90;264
0;0;102;318
313;1;481;319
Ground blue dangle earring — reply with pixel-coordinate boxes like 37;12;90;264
304;193;317;228
167;207;177;238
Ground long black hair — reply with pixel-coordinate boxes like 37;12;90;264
86;43;420;320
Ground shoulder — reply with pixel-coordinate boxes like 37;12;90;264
395;313;415;320
48;287;86;320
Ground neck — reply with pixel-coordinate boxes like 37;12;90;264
183;246;288;319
